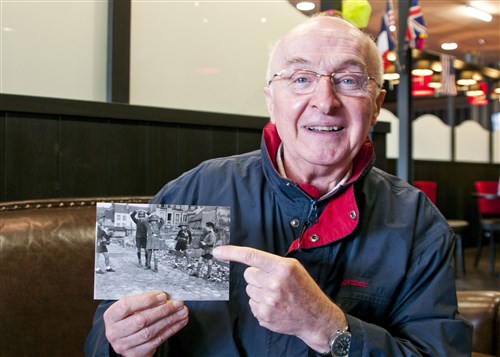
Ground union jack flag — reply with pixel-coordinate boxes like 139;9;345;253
406;0;427;49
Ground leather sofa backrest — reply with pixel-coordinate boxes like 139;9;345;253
0;197;149;356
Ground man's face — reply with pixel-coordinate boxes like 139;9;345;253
264;18;385;175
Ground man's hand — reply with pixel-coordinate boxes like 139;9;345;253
213;245;347;353
103;291;189;357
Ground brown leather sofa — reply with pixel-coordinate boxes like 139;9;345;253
1;197;499;356
0;197;149;356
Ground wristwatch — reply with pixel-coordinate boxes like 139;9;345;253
328;328;351;357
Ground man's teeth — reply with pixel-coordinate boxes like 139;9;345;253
307;126;342;131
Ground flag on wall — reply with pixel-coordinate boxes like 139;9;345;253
376;0;396;69
440;54;457;96
406;0;427;49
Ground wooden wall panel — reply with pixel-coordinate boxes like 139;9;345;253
0;94;268;201
146;123;179;194
212;128;238;158
237;129;262;154
4;113;60;200
107;120;149;196
177;126;213;174
59;116;109;197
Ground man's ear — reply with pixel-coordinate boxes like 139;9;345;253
371;89;386;126
263;86;275;124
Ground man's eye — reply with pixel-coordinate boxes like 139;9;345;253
291;73;314;85
291;75;309;84
341;78;355;84
336;75;361;87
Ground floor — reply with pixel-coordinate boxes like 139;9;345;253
455;246;500;291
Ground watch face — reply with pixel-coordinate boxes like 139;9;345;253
332;332;351;357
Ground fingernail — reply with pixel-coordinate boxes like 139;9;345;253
176;306;188;318
172;300;184;309
156;292;167;304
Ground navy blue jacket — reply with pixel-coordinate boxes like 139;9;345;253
85;123;472;356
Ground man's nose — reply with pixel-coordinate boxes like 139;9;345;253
310;76;342;112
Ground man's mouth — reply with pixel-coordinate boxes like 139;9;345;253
306;126;343;132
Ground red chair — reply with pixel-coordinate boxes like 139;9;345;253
413;181;437;204
473;181;500;274
414;180;468;278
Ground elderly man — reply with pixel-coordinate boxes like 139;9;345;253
85;16;471;357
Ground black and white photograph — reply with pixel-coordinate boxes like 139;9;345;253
94;202;230;301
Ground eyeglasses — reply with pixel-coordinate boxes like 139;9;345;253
268;69;382;96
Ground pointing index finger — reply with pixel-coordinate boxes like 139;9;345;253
213;245;282;271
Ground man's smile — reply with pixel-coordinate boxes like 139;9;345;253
305;125;344;132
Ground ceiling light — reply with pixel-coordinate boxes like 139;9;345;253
386;51;397;62
466;84;484;97
431;61;442;72
457;79;477;86
464;6;492;22
383;64;400;82
441;42;458;51
472;73;483;81
383;73;400;81
296;2;315;11
411;60;433;76
412;68;433;76
428;74;442;89
456;71;477;86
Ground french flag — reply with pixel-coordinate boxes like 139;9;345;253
376;0;396;69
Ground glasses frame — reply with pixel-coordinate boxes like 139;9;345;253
268;69;382;95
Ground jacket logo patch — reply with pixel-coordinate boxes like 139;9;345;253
341;279;367;288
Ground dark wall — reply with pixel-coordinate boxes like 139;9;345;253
0;95;266;202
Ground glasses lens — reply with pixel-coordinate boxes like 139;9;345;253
281;70;318;94
332;72;367;94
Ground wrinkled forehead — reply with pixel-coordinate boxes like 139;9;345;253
270;17;370;73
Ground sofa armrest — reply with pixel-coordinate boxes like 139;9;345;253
457;290;500;356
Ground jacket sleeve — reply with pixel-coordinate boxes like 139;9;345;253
346;228;472;356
